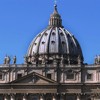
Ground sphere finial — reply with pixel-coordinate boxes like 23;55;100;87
54;0;57;5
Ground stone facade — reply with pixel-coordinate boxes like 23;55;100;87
0;64;100;100
0;4;100;100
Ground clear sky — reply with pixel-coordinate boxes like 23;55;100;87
0;0;100;64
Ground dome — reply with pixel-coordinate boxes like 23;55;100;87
27;5;84;65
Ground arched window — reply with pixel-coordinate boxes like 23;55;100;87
66;73;74;80
66;70;75;80
45;33;48;36
0;73;2;80
52;32;55;35
34;43;37;45
42;41;45;44
62;41;65;46
87;73;93;80
17;73;22;79
60;32;63;36
51;41;55;44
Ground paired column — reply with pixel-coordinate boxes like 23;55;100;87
53;96;56;100
4;94;28;100
4;95;8;100
23;95;27;100
40;95;44;100
11;95;15;100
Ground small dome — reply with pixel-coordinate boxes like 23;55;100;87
27;5;84;65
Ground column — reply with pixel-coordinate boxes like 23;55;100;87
77;95;80;100
53;96;56;100
11;95;15;100
23;95;27;100
40;95;44;100
61;73;63;82
54;72;57;81
60;95;64;100
4;95;8;100
4;97;7;100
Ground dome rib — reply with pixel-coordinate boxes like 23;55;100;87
46;27;53;55
60;28;69;54
38;29;50;55
56;27;60;54
28;29;46;56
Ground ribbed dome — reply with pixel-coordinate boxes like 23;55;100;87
27;5;84;65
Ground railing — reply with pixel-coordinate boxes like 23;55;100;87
0;63;100;68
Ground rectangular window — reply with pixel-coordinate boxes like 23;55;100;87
67;73;74;80
17;74;22;79
87;73;93;80
0;73;2;80
47;74;51;79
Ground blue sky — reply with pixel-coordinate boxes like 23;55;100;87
0;0;100;64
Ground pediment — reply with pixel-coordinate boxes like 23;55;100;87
10;72;56;84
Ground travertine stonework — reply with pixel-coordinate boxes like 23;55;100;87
0;4;100;100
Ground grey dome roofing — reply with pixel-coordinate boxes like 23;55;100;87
28;27;82;56
27;5;84;65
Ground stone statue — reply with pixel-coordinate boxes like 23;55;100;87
13;56;16;64
6;56;10;64
4;55;7;64
28;54;32;63
78;55;81;65
24;55;28;64
42;56;46;64
94;55;98;64
60;56;64;64
98;55;100;63
53;57;59;65
4;55;10;64
68;56;70;65
31;56;35;64
94;55;100;64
